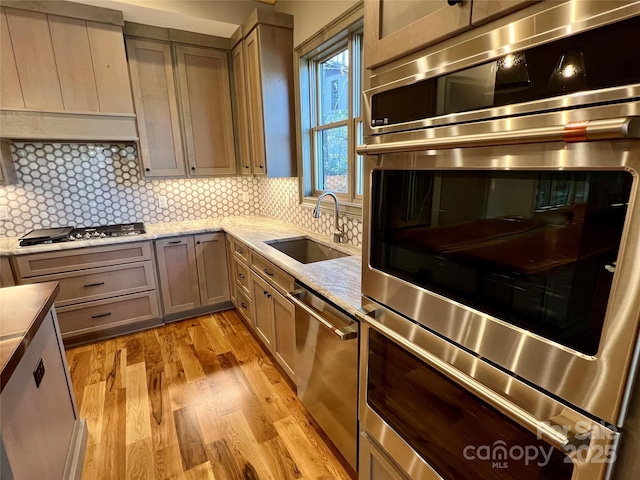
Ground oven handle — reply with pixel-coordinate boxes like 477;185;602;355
356;309;592;453
357;116;640;155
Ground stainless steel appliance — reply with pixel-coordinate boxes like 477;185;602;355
357;1;640;478
19;223;146;246
288;284;359;471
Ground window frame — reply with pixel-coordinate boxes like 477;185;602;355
295;2;365;217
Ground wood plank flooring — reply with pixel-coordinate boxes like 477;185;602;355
65;309;353;480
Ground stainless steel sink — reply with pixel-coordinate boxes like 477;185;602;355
265;237;350;264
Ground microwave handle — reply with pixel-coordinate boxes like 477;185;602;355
356;308;592;452
358;117;640;155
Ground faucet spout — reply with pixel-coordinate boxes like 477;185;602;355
313;191;346;243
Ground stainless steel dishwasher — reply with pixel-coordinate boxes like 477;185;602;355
287;283;359;471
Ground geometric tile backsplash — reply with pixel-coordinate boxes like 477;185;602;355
0;142;363;246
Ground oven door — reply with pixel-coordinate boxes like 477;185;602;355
356;304;620;480
359;108;640;427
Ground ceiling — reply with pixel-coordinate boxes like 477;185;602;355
66;0;275;37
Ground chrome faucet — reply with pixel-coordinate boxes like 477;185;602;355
313;191;346;243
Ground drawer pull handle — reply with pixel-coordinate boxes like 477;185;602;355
263;268;274;276
240;302;248;309
168;240;182;244
84;282;105;288
238;273;245;279
236;248;244;254
91;312;112;319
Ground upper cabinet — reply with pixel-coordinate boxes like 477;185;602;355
175;45;236;176
126;26;236;178
0;3;136;140
126;38;185;177
364;0;539;69
231;9;296;178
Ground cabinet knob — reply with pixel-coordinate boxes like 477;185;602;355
145;167;150;172
191;166;196;171
259;165;264;169
447;0;462;5
196;241;201;244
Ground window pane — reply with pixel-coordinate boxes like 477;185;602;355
316;126;348;193
318;49;349;125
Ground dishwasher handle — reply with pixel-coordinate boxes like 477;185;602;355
288;289;358;341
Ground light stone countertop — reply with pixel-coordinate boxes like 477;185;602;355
0;216;363;317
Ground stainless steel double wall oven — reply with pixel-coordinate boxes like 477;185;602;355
357;2;640;479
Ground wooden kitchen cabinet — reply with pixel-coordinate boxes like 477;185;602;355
231;10;296;177
364;0;472;69
364;0;539;69
251;271;275;350
225;234;237;306
14;242;161;345
471;0;539;25
126;38;186;177
231;42;253;176
155;233;231;319
175;45;236;176
195;233;231;306
155;236;201;315
249;251;296;380
127;36;236;178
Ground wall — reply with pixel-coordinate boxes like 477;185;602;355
276;0;360;47
0;142;363;246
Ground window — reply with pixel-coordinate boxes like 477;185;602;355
297;6;364;212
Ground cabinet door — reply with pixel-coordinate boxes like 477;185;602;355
126;38;185;177
244;28;266;176
250;271;275;350
272;288;295;380
232;42;253;176
244;25;296;178
364;0;472;69
4;8;63;110
225;235;237;306
471;0;539;25
175;45;236;176
195;232;230;306
0;8;25;108
155;236;200;314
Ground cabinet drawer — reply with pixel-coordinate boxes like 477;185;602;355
56;291;160;337
234;257;251;296
236;288;253;326
250;251;294;295
15;242;152;277
21;261;156;307
230;237;250;263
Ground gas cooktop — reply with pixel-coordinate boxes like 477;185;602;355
19;223;146;246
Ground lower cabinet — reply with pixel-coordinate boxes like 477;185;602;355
14;241;161;345
249;258;295;381
155;232;230;319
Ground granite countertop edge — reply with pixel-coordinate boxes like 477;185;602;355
0;216;364;317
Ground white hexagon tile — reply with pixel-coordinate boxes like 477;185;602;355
0;142;363;247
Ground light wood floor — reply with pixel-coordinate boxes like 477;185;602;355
65;309;353;480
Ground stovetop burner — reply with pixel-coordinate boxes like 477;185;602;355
19;223;146;246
